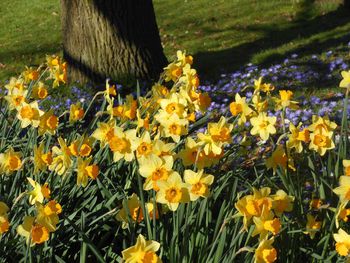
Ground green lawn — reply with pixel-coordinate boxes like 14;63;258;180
0;0;349;82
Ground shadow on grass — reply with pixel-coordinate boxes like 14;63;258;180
195;6;350;81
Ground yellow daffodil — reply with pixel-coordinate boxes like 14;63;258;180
135;132;154;160
309;131;335;156
343;160;350;176
183;169;214;201
49;137;72;176
286;123;310;153
17;216;49;246
235;188;273;230
4;87;28;110
69;102;84;123
229;93;253;125
177;137;207;168
274;90;298;110
116;194;158;229
336;202;350;228
254;238;277;263
33;143;53;174
69;135;94;157
164;62;182;82
252;208;281;240
308;115;337;134
76;157;99;187
333;228;350;257
271;190;294;217
158;114;188;143
340;70;350;89
32;82;48;99
139;155;173;191
16;101;43;128
156;172;190;211
27;177;50;205
36;200;62;232
158;92;188;119
38;109;59;135
266;145;295;174
22;67;39;83
108;128;138;162
0;202;9;234
92;119;115;148
0;147;22;175
333;176;350;203
250;113;276;141
122;234;162;263
176;50;193;66
304;214;321;239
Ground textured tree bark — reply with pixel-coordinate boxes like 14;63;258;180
345;0;350;8
60;0;168;85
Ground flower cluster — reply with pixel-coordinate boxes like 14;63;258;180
0;51;350;262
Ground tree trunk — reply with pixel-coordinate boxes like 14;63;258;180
345;0;350;8
60;0;168;85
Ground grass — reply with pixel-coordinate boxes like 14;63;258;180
0;0;350;83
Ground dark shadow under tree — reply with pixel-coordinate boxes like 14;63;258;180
60;0;168;85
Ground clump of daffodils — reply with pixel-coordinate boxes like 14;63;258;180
0;52;349;262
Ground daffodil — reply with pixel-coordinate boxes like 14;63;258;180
309;131;335;156
49;137;72;175
286;123;310;153
183;169;214;201
33;143;53;174
340;70;350;89
27;177;49;205
177;137;207;168
36;200;62;232
333;228;350;257
235;188;273;230
122;234;162;263
38;109;59;135
76;157;99;187
266;145;295;174
229;93;253;125
308;115;337;134
158;114;188;143
17;216;49;246
0;202;9;234
22;67;39;83
336;202;350;228
164;62;182;82
0;147;22;175
116;194;157;229
176;50;193;66
108;128;138;162
16;101;43;128
69;102;84;123
271;190;294;217
69;135;94;157
252;208;281;240
156;172;190;211
254;238;277;263
32;82;48;99
274;90;298;110
304;214;321;239
158;92;188;119
250;113;276;141
4;87;28;110
343;160;350;176
333;176;350;203
139;155;174;191
92;119;115;148
135;132;154;160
